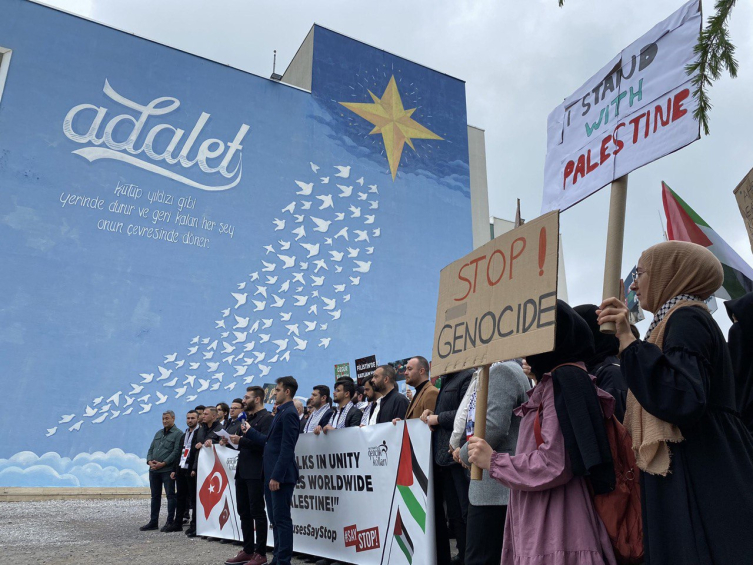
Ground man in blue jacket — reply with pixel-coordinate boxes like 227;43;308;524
241;376;300;565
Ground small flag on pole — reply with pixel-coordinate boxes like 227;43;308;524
394;508;415;564
395;424;428;532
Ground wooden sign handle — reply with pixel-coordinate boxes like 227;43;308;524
601;175;628;334
471;364;491;481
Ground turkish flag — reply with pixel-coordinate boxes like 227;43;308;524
199;447;229;519
219;498;230;530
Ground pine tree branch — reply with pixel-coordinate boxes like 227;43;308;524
686;0;738;135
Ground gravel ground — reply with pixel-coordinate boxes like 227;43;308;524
0;499;314;565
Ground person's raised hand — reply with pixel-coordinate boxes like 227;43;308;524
597;297;635;352
392;418;401;426
314;425;323;436
323;425;335;435
203;439;212;448
229;434;241;444
219;437;228;446
467;436;493;470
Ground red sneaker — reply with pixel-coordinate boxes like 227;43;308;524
249;553;268;565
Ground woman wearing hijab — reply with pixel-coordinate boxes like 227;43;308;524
725;291;753;432
574;304;628;422
468;300;617;565
598;241;753;565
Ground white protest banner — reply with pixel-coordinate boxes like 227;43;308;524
431;211;559;376
197;420;435;565
733;167;753;253
542;0;701;213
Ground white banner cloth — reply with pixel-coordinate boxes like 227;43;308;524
197;420;435;564
542;0;701;213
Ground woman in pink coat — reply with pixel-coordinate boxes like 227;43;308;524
469;300;616;565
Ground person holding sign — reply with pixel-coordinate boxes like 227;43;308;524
468;301;617;565
598;241;753;565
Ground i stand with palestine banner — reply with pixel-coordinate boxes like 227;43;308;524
197;420;435;564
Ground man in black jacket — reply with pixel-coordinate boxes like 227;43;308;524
169;409;199;532
421;369;473;565
370;365;410;424
321;379;363;432
185;406;223;537
224;398;245;435
223;386;274;565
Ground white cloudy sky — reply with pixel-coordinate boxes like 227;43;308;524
41;0;753;333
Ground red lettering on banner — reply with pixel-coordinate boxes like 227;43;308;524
344;524;358;547
355;526;380;552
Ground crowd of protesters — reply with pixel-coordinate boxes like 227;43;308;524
143;241;753;564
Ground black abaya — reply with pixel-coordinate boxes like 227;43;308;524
725;291;753;432
621;307;753;565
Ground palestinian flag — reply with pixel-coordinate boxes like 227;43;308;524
396;423;428;532
394;508;415;564
662;182;753;300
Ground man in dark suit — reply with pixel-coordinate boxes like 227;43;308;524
302;385;333;434
224;387;274;565
185;406;223;537
169;409;200;533
240;376;300;565
370;365;410;424
224;398;245;435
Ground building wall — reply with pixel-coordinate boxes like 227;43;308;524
0;3;473;486
281;27;314;91
468;125;491;250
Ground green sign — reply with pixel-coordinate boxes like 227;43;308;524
334;362;351;379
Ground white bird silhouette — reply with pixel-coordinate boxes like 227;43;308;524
207;362;220;371
335;227;349;240
278;255;296;269
300;243;320;259
358;192;367;200
321;297;337;310
299;262;308;270
366;247;375;254
254;285;268;298
294;295;309;306
175;360;185;369
316;194;334;209
373;228;381;237
129;384;144;395
203;351;214;360
189;362;200;370
364;215;375;224
301;321;315;333
329;309;342;320
140;373;154;383
285;323;300;336
185;396;197;403
292;337;308;351
222;354;235;364
243;376;255;384
260;334;271;343
355;177;364;186
349;205;361;218
139;403;152;414
162;376;178;387
350;276;361;285
215;320;226;329
232;292;248;308
259;364;271;378
273;218;286;231
320;323;328;330
92;396;104;406
252;300;266;311
124;396;134;407
233;331;247;343
197;379;210;393
347;247;360;258
325;238;333;246
212;372;225;382
354;230;370;242
353;260;372;273
320;176;329;184
249;272;259;281
271;295;285;308
311;218;331;233
294;214;304;223
46;427;57;437
368;184;379;194
69;420;83;432
280;312;292;322
222;342;235;354
110;410;121;419
335;213;345;221
175;386;187;398
266;275;279;284
309;304;318;315
187;346;198;355
313;259;328;273
225;382;237;391
319;337;332;348
334;165;351;178
295;181;314;195
164;352;178;363
237;282;247;290
99;403;111;413
310;162;320;172
263;244;275;255
234;316;250;329
254;352;266;363
59;414;75;424
278;240;291;250
311;275;325;286
92;414;107;424
156;392;168;405
157;366;173;381
334;284;346;293
369;200;379;209
279;280;290;293
191;336;200;344
184;375;196;387
243;342;256;351
337;184;353;197
137;394;150;403
292;273;305;284
272;339;289;352
292;226;306;240
262;261;276;272
329;251;344;262
261;319;273;329
282;202;296;214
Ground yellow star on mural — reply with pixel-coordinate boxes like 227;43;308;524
340;76;442;180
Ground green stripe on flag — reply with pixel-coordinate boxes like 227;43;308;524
397;485;426;532
396;534;413;563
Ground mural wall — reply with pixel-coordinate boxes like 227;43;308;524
0;1;472;486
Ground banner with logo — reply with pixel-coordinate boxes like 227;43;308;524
197;420;435;564
541;0;701;213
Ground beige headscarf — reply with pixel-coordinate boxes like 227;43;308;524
624;241;723;476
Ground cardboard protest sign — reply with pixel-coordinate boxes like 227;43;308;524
734;167;753;253
431;212;559;376
335;362;351;380
355;355;377;383
542;0;701;213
